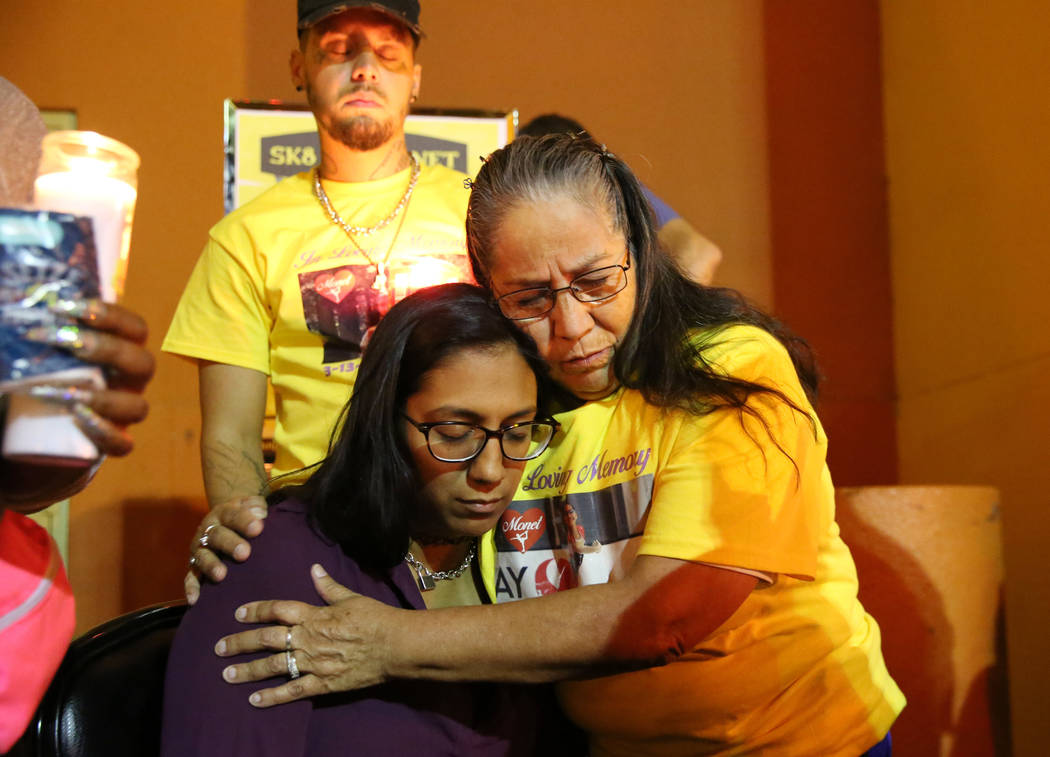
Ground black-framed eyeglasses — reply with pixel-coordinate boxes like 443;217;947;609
402;414;560;463
495;254;632;321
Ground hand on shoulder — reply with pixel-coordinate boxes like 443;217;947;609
185;495;269;604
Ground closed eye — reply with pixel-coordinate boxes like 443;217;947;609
575;271;614;288
432;425;474;443
503;427;531;444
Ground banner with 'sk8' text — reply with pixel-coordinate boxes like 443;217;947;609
223;100;517;212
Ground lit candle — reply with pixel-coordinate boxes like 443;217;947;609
33;131;139;302
388;258;467;301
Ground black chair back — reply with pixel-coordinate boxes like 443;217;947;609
9;601;187;757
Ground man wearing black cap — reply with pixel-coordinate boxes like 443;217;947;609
165;1;472;520
292;0;424;180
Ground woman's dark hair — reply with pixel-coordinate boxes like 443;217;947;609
518;113;591;141
271;283;550;572
466;133;820;422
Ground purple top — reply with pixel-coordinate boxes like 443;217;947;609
161;499;551;756
641;186;679;227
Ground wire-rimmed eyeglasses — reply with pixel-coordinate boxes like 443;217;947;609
402;414;559;463
495;254;631;321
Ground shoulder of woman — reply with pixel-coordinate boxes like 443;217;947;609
255;496;312;539
209;498;338;598
689;324;793;382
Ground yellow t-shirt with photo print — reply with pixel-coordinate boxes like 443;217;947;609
163;165;471;478
489;324;904;756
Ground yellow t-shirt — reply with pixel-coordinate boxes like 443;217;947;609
162;165;471;477
491;324;904;755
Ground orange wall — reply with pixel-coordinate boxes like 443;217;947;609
417;1;773;304
763;1;897;487
880;2;1050;752
0;0;772;626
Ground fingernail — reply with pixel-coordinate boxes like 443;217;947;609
187;591;199;606
49;298;104;322
28;385;94;406
216;640;227;655
223;665;236;680
235;606;247;621
250;507;267;519
249;693;262;706
233;543;249;560
311;563;327;578
24;324;85;350
71;401;108;441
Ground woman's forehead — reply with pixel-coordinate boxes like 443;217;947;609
412;344;537;412
489;198;625;283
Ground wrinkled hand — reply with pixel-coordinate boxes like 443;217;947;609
185;495;268;604
216;564;400;707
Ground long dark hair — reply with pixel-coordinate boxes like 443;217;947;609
271;283;550;572
466;133;820;421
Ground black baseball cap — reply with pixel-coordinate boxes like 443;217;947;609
297;1;424;41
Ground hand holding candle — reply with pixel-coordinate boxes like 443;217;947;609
1;131;142;465
1;300;154;508
25;300;153;457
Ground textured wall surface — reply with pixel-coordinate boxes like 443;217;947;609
880;2;1050;751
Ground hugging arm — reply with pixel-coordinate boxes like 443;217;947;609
216;554;756;706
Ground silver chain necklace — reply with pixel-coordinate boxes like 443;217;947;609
404;540;477;591
313;156;420;293
312;154;421;237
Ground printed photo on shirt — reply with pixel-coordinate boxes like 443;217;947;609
298;265;384;364
494;475;653;601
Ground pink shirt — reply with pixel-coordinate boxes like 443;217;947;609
0;510;75;751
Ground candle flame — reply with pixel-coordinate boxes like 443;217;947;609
64;156;114;177
405;258;463;290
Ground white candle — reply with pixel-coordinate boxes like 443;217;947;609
34;171;137;302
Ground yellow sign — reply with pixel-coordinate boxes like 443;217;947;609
224;100;517;212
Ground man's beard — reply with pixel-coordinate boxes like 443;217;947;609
308;82;399;152
327;114;393;151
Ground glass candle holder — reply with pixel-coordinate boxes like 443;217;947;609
34;131;139;302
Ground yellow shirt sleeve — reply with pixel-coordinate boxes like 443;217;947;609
639;326;828;578
162;230;273;374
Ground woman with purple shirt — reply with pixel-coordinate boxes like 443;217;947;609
161;284;574;755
